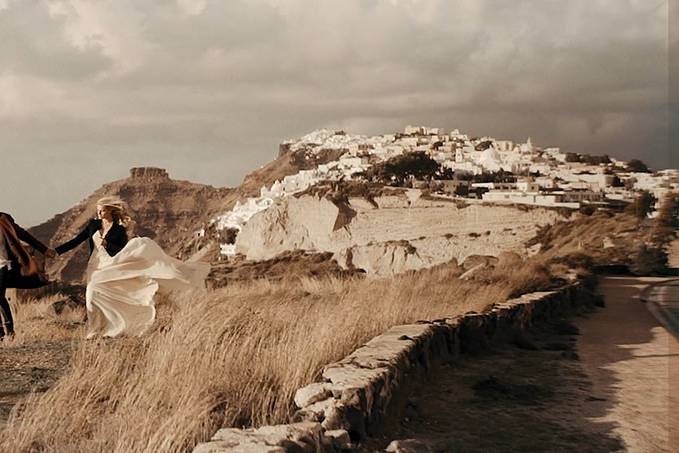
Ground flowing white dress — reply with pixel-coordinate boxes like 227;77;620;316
85;231;210;338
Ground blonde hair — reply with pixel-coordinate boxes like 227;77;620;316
96;196;135;233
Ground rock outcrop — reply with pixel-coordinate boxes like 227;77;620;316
129;167;169;179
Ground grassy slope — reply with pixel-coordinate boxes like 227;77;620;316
0;258;553;452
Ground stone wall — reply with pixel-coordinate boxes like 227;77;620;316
193;278;598;452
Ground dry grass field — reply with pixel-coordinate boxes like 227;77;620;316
0;258;554;452
2;205;673;452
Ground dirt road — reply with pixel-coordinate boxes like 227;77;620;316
577;276;679;452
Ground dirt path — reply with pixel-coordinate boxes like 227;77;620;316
667;238;679;269
364;276;678;452
577;276;679;452
0;341;74;428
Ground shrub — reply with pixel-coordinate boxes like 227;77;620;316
651;192;679;244
579;205;596;216
565;153;611;165
475;140;493;151
629;244;668;275
626;191;655;220
565;152;580;162
581;154;611;165
548;253;595;271
626;159;650;173
656;192;679;229
366;151;440;186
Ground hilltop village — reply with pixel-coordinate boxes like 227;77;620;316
213;126;679;256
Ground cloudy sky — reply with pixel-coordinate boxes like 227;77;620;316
0;0;674;226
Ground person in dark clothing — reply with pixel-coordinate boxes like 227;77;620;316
55;205;129;258
0;212;55;340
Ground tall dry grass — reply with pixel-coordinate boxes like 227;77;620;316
1;261;552;452
4;293;85;346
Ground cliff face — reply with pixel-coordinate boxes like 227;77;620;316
235;190;566;276
30;168;237;282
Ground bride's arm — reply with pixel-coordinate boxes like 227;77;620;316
55;220;96;255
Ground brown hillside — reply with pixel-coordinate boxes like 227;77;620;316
27;144;350;283
30;167;237;282
238;147;345;196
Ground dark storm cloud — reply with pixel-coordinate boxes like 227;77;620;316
0;0;671;225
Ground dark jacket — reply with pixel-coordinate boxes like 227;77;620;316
0;212;49;258
0;212;49;289
56;218;128;257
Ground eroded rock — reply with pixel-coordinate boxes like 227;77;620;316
194;422;323;453
235;193;563;276
294;383;334;409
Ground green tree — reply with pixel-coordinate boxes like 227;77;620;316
626;159;650;173
626;191;655;220
366;151;440;186
656;192;679;228
565;152;580;163
630;244;668;275
652;192;679;244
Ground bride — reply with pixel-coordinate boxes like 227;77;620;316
55;196;210;338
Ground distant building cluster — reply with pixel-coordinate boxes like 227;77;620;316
212;126;679;256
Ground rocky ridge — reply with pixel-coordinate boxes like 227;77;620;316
30;168;236;282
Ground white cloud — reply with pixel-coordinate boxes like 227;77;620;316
47;0;152;75
176;0;206;16
0;74;64;118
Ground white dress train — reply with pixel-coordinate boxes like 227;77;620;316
85;231;210;338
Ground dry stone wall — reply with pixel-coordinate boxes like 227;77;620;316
193;277;598;452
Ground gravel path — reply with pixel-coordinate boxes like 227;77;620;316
577;276;679;452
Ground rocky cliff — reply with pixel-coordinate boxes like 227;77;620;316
235;189;566;276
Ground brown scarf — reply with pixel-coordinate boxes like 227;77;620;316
0;214;40;277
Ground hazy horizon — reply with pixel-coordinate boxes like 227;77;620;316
1;0;676;226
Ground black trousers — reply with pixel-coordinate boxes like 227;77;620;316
0;267;13;337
